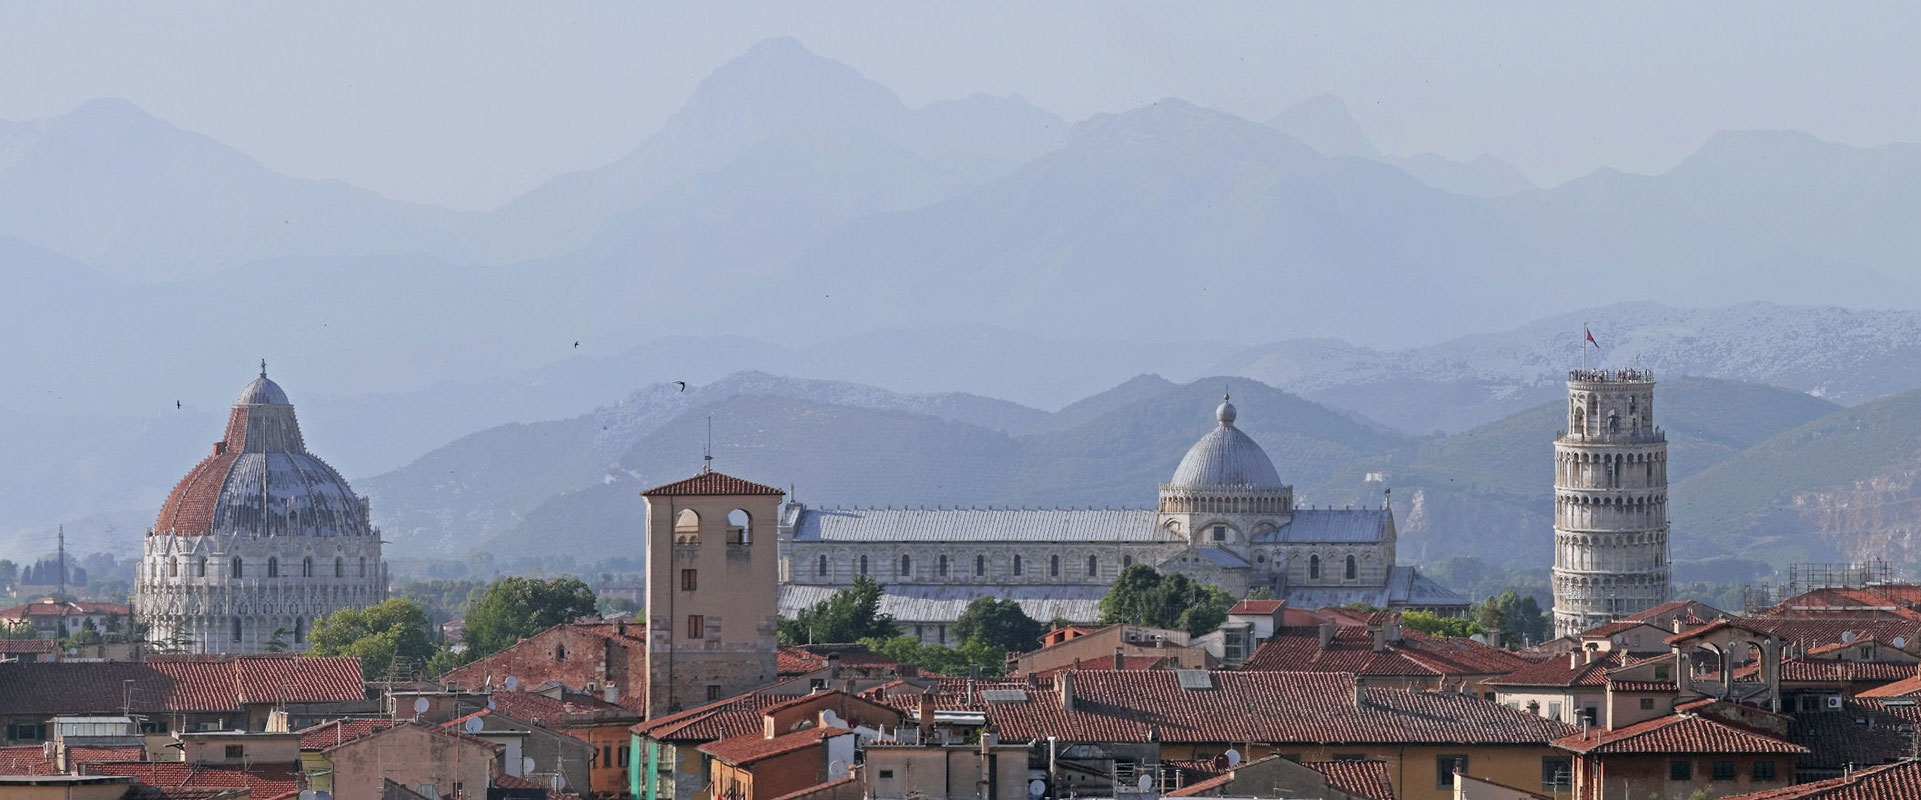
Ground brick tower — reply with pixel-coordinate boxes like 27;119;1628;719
642;469;783;715
1552;369;1671;637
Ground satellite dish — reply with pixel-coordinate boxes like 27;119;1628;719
486;700;497;710
504;676;519;690
1137;775;1153;793
1842;631;1858;643
464;717;485;734
829;759;848;776
1897;637;1909;649
412;697;431;714
1029;780;1046;798
821;709;845;728
1224;748;1242;766
522;756;537;774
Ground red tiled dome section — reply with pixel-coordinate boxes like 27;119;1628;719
153;406;251;535
642;471;783;497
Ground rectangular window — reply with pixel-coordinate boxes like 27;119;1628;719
681;569;698;591
707;684;723;701
224;745;243;759
878;770;895;779
603;745;613;767
1754;760;1776;782
1548;702;1563;721
1712;761;1735;781
1640;697;1655;710
1333;754;1366;762
1541;757;1572;791
1670;760;1692;781
6;722;45;741
1436;755;1468;790
686;614;704;639
1654;665;1670;680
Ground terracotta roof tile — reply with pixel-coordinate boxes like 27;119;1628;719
698;726;849;765
0;744;56;775
1788;702;1918;773
1553;714;1807;755
766;776;858;800
83;762;301;797
1228;600;1284;615
1734;659;1918;684
0;655;363;715
1304;760;1394;800
1485;650;1625;688
1243;627;1531;678
641;471;783;497
982;670;1574;745
487;690;641;727
67;746;146;765
0;639;59;653
297;718;404;750
1857;673;1921;698
0;599;133;618
1723;759;1921;799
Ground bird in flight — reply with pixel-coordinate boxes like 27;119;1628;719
674;381;687;392
573;341;580;349
176;400;182;409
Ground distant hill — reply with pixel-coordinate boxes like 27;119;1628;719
410;375;1413;561
1671;385;1921;567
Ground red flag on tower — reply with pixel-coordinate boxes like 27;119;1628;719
1585;328;1598;347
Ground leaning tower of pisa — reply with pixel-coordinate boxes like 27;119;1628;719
1551;369;1671;637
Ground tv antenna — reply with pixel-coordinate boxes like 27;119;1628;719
702;415;714;474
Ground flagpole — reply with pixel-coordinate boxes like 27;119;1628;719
1582;322;1588;372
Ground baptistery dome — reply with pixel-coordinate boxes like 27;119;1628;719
152;366;370;539
1167;395;1285;489
137;364;385;654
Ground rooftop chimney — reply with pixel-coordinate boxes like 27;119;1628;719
1584;644;1598;665
827;652;842;681
1371;624;1387;653
1059;671;1076;712
1352;679;1365;708
1318;620;1336;650
917;690;935;739
1570;651;1581;669
1114;646;1126;670
1025;671;1039;688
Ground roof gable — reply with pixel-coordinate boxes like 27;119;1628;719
642;471;782;497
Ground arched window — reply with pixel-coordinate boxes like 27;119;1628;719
302;557;313;578
334;556;344;578
294;618;305;644
267;557;279;578
231;558;244;579
899;554;912;577
1013;555;1023;576
1309;555;1321;580
555;644;567;662
938;555;949;577
168;557;178;578
196;558;207;577
1123;555;1134;567
1087;555;1098;577
358;557;366;578
231;617;243;642
1345;555;1357;580
858;555;868;576
1049;555;1060;577
816;554;828;577
727;509;752;545
674;509;701;544
976;554;985;576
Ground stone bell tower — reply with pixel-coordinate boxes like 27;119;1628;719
1551;369;1671;637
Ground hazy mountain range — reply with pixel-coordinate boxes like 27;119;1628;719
10;38;1921;584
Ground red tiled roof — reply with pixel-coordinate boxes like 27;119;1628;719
767;777;857;800
1734;617;1921;649
775;644;903;676
297;718;404;750
1485;650;1625;688
0;638;59;653
1623;600;1725;623
0;655;363;715
124;788;252;800
316;720;500;755
487;690;641;727
1307;760;1396;800
698;726;849;765
981;670;1575;745
641;471;783;497
1856;673;1921;698
0;599;133;618
1732;659;1918;684
1723;759;1921;800
493;772;584;800
153;408;251;535
0;744;55;775
67;745;146;765
1034;656;1176;676
1228;600;1284;615
83;762;301;797
1553;714;1808;755
1579;620;1656;639
1243;627;1532;678
632;679;818;742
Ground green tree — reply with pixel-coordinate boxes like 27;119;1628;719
952;597;1046;654
779;575;899;644
0;559;16;589
1096;564;1233;637
463;576;598;659
1399;610;1480;638
862;635;1006;678
63;618;102;648
308;598;440;680
1474;595;1508;639
1245;586;1277;601
263;627;290;653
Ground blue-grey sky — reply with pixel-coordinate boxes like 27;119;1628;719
5;2;1915;210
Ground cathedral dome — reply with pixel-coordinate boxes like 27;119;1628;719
1168;395;1285;489
152;368;370;538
